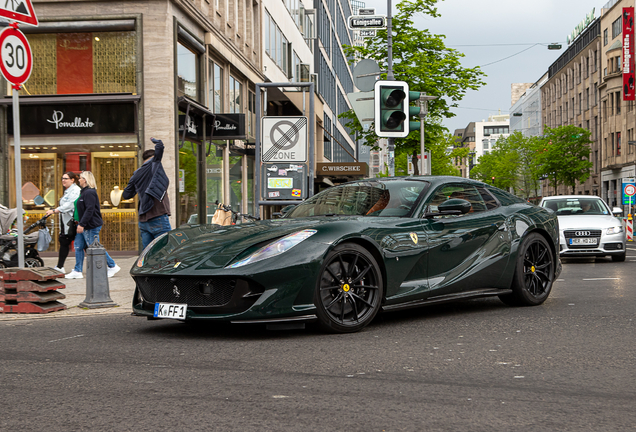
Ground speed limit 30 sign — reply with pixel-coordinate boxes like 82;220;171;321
0;26;33;86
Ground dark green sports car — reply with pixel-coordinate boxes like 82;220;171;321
131;176;561;333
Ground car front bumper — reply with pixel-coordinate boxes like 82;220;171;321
559;230;626;257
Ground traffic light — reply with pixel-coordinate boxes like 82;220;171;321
374;80;420;138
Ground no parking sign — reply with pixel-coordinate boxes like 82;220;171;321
623;178;636;205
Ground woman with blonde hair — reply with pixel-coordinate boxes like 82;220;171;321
65;171;120;279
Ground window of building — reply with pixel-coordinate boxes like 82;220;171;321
482;139;489;150
177;42;199;101
323;114;332;160
617;131;621;156
229;75;242;113
22;31;137;96
612;17;622;39
209;61;223;113
604;28;608;46
248;90;255;138
616;91;621;114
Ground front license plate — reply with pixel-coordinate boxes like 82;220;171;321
569;238;597;245
154;303;187;320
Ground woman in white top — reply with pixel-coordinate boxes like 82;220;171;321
45;172;81;273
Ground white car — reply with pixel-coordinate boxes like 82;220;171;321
539;195;626;262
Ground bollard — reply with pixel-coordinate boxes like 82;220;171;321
79;239;118;309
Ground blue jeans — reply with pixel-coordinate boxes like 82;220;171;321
73;226;116;272
139;214;171;249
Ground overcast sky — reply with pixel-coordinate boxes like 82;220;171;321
360;0;604;133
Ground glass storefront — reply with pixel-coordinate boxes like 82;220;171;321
8;143;139;253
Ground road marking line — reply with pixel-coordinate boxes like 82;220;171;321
582;278;620;281
48;334;85;343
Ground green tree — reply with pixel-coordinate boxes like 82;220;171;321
535;125;593;195
341;0;485;154
469;132;545;199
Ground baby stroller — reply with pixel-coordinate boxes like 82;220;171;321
0;206;50;268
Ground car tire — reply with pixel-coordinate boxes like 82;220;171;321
611;252;626;262
314;243;383;333
499;233;554;307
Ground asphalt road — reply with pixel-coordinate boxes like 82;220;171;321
2;250;635;432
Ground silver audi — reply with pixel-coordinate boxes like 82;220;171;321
539;195;626;262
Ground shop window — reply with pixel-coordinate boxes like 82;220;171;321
21;31;136;96
178;143;199;225
10;145;139;252
205;151;224;223
229;155;243;213
177;42;199;101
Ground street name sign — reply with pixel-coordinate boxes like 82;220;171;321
0;0;38;26
347;15;386;30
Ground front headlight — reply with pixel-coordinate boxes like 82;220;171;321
606;226;624;235
136;232;169;267
226;229;317;268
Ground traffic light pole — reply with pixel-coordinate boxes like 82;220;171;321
386;0;395;176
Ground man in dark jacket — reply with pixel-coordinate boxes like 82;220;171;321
123;137;171;249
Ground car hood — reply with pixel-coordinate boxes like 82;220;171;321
137;218;332;272
556;215;623;230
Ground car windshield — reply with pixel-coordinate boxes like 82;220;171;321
542;197;610;216
284;180;428;218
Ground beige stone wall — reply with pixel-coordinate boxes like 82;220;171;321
511;83;532;106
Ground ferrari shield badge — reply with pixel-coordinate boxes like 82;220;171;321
409;232;418;245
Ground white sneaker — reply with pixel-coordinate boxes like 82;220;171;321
53;266;65;274
65;270;83;279
107;264;121;278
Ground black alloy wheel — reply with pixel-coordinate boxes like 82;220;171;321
315;243;383;333
500;233;554;306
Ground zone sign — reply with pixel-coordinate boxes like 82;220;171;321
0;26;33;86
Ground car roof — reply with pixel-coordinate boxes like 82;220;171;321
542;195;602;200
360;176;491;188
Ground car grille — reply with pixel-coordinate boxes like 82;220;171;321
135;276;236;306
563;230;602;249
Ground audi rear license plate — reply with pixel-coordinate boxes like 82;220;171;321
569;238;597;245
154;303;187;320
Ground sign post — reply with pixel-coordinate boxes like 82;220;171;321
0;17;36;268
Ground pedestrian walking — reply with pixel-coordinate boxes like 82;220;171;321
45;171;81;274
123;137;171;250
65;171;121;279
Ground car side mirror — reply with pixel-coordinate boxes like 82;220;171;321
612;207;623;216
423;199;471;219
279;204;297;218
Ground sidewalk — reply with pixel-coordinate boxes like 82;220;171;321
0;255;138;321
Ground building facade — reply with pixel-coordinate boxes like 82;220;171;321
598;0;636;208
1;0;264;253
454;116;510;178
510;75;547;137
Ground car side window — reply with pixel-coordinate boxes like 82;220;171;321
477;187;499;210
423;184;488;216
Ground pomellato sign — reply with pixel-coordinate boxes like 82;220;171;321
210;113;246;141
8;103;135;135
